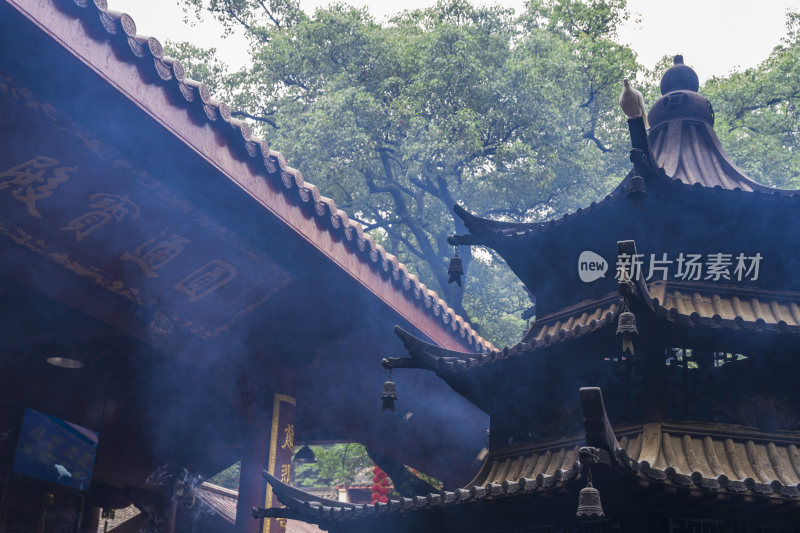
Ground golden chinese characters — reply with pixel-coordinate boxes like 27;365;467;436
121;232;189;278
174;259;238;302
0;156;75;217
281;424;294;451
62;193;140;241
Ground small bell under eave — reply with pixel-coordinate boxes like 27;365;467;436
380;370;398;413
447;247;463;287
616;301;638;355
576;484;605;520
627;172;646;200
577;446;605;520
294;444;316;464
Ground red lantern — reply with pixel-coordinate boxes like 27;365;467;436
379;496;388;503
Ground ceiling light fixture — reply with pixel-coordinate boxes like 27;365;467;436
46;356;84;369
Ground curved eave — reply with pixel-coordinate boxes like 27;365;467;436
453;170;800;251
449;191;621;247
394;326;494;373
585;390;800;502
393;298;620;376
255;462;584;527
451;115;800;249
399;279;800;379
642;281;800;335
255;387;800;530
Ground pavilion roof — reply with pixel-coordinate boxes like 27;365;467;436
253;388;800;529
389;275;800;378
450;59;799;250
18;0;492;353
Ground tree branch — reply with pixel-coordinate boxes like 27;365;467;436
392;233;425;259
578;89;597;109
582;130;611;152
733;91;800;122
230;110;278;128
222;0;251;29
258;0;282;28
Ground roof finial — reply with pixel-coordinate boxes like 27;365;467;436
660;55;698;95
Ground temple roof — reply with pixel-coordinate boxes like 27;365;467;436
619;424;800;492
26;0;492;353
254;388;800;528
642;56;796;195
451;57;799;247
647;281;800;331
468;420;800;500
194;482;238;525
389;278;800;379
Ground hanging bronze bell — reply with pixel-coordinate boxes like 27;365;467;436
616;309;637;335
627;173;646;199
616;306;638;354
381;379;398;412
577;446;604;520
294;444;316;464
447;248;463;287
576;484;605;520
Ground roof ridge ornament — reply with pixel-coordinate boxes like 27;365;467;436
648;55;714;129
660;55;699;95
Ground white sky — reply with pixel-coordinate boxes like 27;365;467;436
109;0;800;81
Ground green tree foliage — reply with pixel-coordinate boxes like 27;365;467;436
167;1;799;347
702;11;800;190
206;461;240;490
294;443;373;487
168;0;639;346
205;444;373;490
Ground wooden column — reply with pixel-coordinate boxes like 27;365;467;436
79;505;100;533
235;393;296;533
641;344;666;423
261;395;295;533
158;496;176;533
235;418;269;533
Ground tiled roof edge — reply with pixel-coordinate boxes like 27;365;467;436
450;192;619;245
395;297;621;375
642;282;800;335
584;388;800;502
54;0;494;353
255;463;581;524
